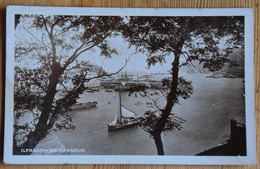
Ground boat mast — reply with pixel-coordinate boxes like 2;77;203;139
118;81;126;123
118;85;122;123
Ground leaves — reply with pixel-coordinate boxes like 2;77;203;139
161;76;193;103
127;76;192;133
137;111;185;133
14;15;125;148
123;16;244;73
122;16;244;144
51;113;75;132
176;77;193;100
14;67;48;111
98;40;119;58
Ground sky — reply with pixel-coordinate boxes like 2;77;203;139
77;36;175;74
14;15;232;75
15;17;175;74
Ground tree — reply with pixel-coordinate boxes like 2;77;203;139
14;15;124;154
122;16;244;155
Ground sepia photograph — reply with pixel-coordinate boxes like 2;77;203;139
4;6;256;164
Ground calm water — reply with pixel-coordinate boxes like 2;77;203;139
36;74;245;155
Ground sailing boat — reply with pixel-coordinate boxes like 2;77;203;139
108;82;139;131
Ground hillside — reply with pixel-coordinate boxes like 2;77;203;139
180;49;244;78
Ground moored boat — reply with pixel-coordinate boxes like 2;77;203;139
86;89;94;93
108;82;139;131
70;101;98;110
105;89;113;92
108;106;139;131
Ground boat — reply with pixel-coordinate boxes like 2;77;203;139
70;101;98;110
86;89;94;93
114;86;129;91
108;106;139;131
108;83;139;131
93;88;100;92
86;88;100;92
105;89;113;92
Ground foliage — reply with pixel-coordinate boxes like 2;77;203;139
122;16;244;155
14;66;46;111
14;14;124;150
138;111;185;134
128;76;193;134
122;16;244;71
163;76;193;103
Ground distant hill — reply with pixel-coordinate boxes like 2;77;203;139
88;63;107;75
211;49;244;78
180;49;244;78
66;62;107;76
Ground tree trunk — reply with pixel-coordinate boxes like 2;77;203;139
152;131;164;155
14;63;63;155
152;38;185;155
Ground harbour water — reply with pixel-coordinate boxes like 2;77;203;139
35;74;245;155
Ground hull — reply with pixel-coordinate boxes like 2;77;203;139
70;101;97;110
108;121;139;131
114;87;128;92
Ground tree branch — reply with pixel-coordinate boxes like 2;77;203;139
60;82;69;93
55;25;75;37
48;71;88;128
23;71;47;93
41;32;52;52
41;16;57;62
50;17;61;35
139;91;163;113
62;32;112;70
85;59;128;81
63;43;85;69
41;16;51;36
22;26;44;45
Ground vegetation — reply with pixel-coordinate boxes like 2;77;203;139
123;16;244;155
14;15;124;154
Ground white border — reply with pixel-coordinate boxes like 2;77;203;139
4;6;256;165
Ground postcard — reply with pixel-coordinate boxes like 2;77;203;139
4;6;256;164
